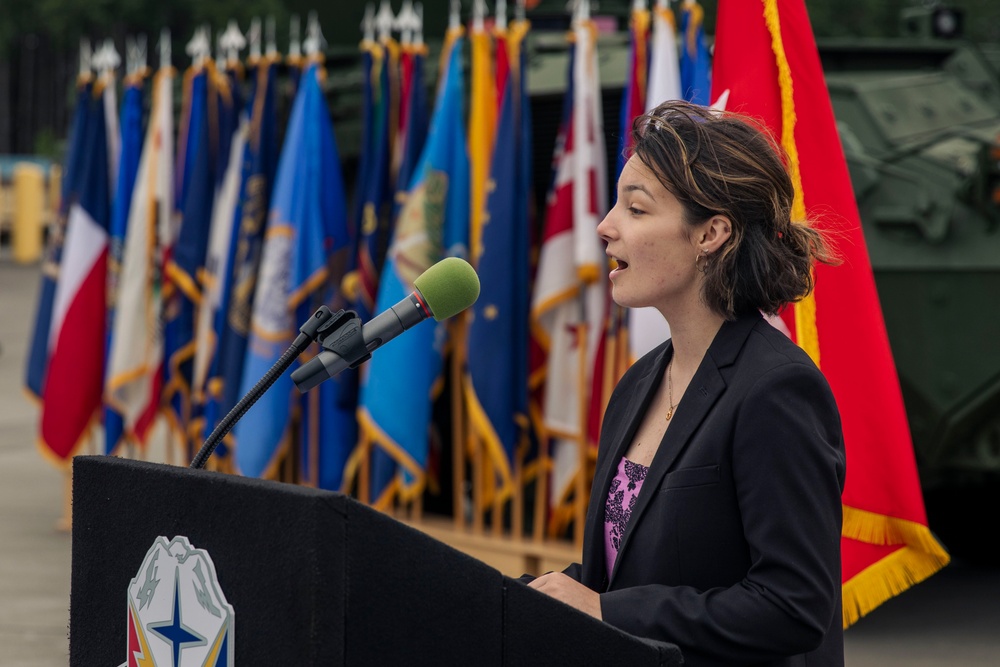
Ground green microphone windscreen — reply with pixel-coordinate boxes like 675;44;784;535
414;257;481;321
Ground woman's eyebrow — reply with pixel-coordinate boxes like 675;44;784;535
621;183;655;198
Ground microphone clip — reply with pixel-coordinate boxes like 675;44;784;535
315;309;371;369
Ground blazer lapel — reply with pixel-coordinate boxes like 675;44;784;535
607;314;761;585
585;341;671;587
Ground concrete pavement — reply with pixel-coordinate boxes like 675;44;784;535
0;258;71;666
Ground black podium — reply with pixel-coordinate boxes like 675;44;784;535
70;456;683;666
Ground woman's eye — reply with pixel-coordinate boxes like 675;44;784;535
628;206;644;216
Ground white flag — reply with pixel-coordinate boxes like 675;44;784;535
105;67;174;443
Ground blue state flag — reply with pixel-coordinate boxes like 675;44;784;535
164;65;215;452
466;60;519;504
105;74;146;454
210;58;280;446
679;0;712;105
25;77;93;400
190;64;246;457
512;19;536;470
358;35;469;507
234;61;352;484
348;39;395;324
335;41;397;493
364;43;432;498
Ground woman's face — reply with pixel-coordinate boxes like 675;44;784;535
596;155;707;314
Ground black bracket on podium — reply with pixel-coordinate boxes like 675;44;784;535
189;304;369;470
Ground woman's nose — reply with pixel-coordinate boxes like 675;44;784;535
596;209;616;241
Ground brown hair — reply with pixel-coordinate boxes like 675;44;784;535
631;100;835;319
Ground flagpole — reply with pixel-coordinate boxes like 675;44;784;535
492;458;504;537
533;430;549;544
359;437;371;504
575;319;589;552
452;318;478;532
513;436;524;540
452;370;466;531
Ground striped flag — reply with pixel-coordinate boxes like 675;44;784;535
39;81;112;463
712;0;950;627
105;64;175;449
25;76;93;403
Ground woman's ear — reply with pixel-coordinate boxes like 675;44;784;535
699;215;732;254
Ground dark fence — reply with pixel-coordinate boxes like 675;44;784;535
1;34;77;157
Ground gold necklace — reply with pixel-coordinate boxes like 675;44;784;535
665;360;678;421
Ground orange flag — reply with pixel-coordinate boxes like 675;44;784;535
711;0;950;628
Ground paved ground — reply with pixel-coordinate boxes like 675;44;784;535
0;259;72;666
1;255;998;666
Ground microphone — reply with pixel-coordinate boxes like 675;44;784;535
291;256;480;392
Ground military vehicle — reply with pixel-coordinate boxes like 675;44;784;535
819;10;1000;563
318;1;1000;561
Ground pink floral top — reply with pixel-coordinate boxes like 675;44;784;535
604;456;649;580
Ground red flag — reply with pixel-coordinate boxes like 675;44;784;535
712;0;949;627
39;80;113;463
531;15;608;534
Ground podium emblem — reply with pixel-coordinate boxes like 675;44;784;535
124;536;235;667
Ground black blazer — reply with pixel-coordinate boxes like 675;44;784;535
565;312;846;666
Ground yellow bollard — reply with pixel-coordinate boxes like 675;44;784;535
12;162;45;264
48;163;62;227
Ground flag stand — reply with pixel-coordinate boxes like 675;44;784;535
56;468;72;533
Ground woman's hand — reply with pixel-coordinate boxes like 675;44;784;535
527;572;603;620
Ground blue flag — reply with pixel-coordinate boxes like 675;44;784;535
367;43;431;498
514;25;535;471
234;61;351;484
25;77;93;401
164;65;216;453
349;39;395;324
679;0;712;105
336;41;399;493
210;59;280;448
191;65;247;459
466;45;519;505
358;34;469;507
105;75;146;454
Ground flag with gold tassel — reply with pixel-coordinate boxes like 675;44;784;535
712;0;950;628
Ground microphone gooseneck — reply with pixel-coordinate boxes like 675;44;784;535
290;257;480;392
